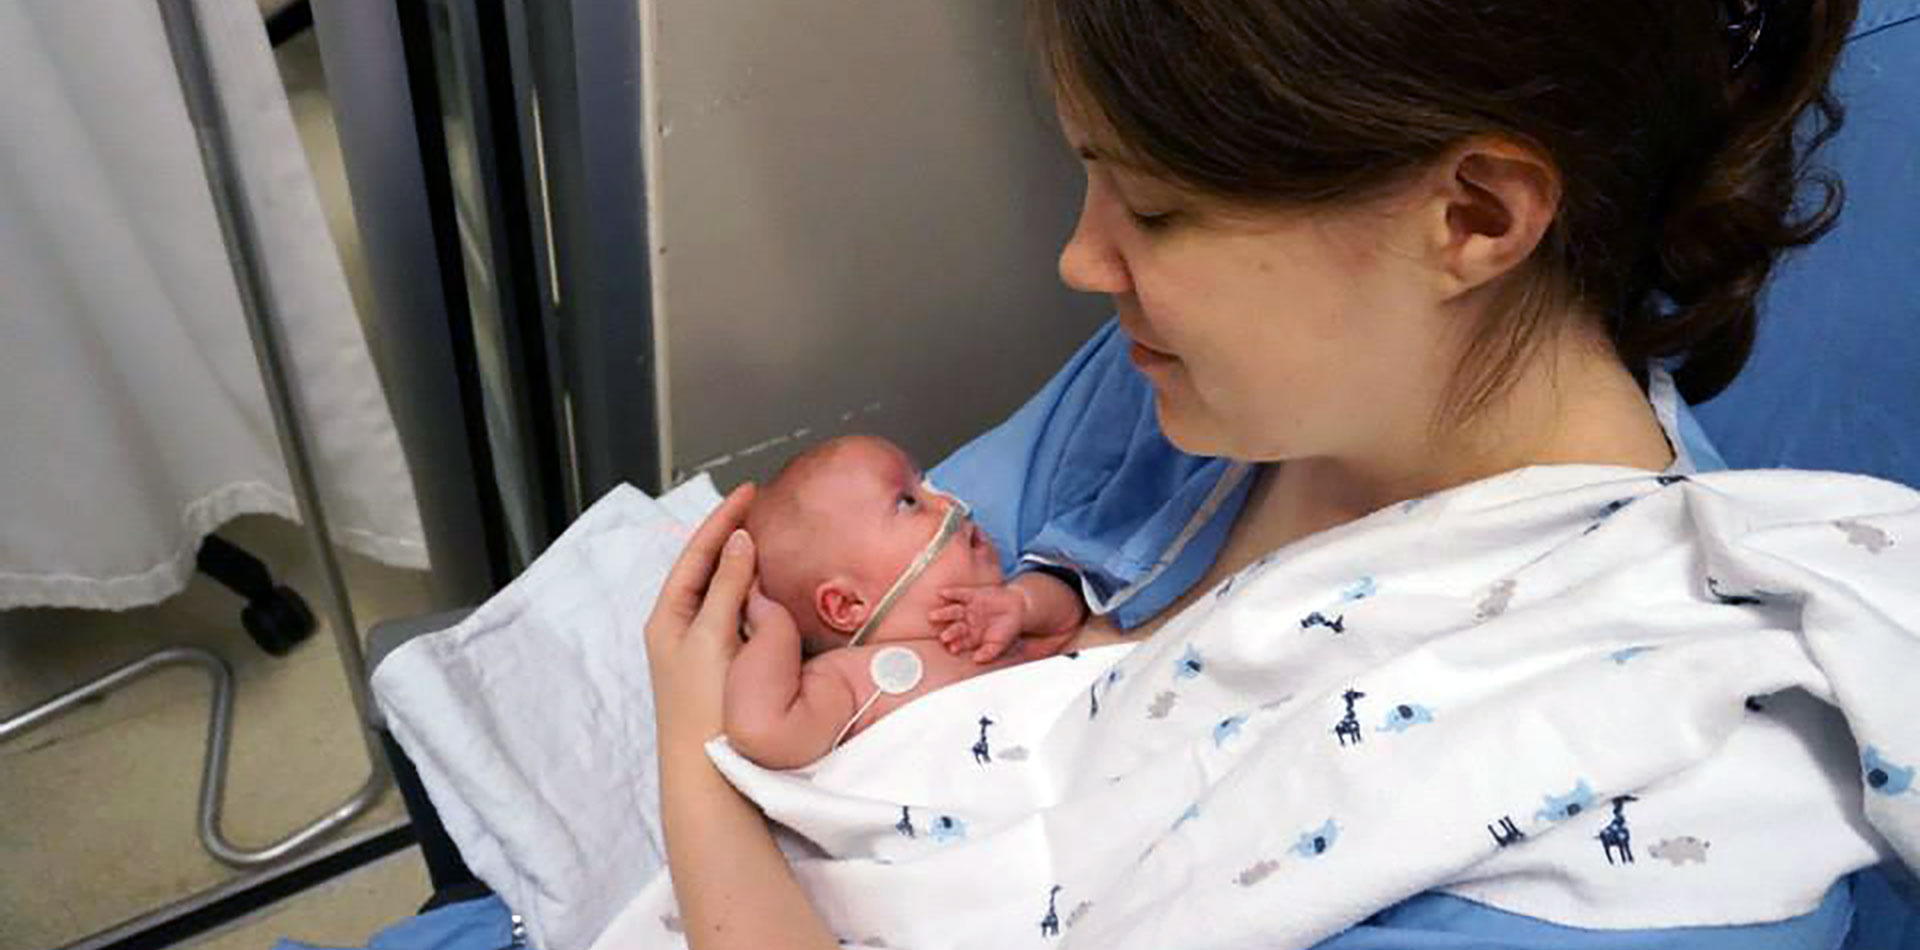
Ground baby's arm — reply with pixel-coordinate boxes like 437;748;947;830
933;569;1087;663
724;590;859;770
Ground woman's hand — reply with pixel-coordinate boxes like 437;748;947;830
644;481;843;950
646;483;759;759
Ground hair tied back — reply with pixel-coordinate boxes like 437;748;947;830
1725;0;1774;73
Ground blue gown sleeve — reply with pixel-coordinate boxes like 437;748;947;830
272;894;519;950
1309;881;1856;950
928;319;1252;628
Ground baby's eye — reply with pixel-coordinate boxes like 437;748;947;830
896;493;919;513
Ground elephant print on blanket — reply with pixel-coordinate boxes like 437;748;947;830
1862;747;1915;795
1538;780;1597;822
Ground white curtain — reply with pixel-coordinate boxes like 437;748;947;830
0;0;428;611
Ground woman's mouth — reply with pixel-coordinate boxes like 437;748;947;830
1128;340;1179;371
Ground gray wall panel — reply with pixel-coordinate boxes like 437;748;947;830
644;0;1107;488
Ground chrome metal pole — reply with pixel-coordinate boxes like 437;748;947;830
0;647;277;865
0;648;231;742
153;0;388;867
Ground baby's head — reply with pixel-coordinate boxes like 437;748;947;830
747;435;1002;655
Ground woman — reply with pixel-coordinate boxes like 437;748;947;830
646;0;1914;947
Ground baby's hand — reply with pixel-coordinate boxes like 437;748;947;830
931;585;1027;663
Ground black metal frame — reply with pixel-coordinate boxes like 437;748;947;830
513;0;664;498
467;0;572;539
265;0;313;48
362;608;492;901
382;729;487;896
80;827;419;950
394;0;517;589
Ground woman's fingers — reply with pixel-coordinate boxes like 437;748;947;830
690;529;757;642
656;484;757;626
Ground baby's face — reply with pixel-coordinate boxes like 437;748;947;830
808;439;1002;610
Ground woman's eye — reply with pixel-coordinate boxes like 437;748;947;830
896;494;919;513
1130;209;1177;231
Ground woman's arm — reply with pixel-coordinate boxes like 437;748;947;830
645;484;840;950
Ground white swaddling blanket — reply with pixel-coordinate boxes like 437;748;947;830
0;0;426;610
597;465;1919;950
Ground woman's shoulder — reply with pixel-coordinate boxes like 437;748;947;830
1671;469;1916;576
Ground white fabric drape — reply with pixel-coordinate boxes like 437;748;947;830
0;0;427;610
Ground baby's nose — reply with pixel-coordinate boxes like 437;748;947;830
943;491;971;518
921;481;971;519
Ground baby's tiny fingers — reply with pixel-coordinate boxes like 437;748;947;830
930;605;966;623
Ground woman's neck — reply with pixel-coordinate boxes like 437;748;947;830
1117;320;1676;639
1256;322;1676;544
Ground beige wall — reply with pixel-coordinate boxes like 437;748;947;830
641;0;1108;488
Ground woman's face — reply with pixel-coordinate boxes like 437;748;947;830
1057;114;1460;463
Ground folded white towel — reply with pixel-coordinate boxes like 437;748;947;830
372;478;721;950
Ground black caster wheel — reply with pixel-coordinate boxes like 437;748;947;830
241;585;317;657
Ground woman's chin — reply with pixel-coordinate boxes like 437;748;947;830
1152;395;1226;457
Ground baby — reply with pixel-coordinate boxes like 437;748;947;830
724;435;1089;769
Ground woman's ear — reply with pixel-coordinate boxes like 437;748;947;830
815;579;868;634
1427;136;1561;300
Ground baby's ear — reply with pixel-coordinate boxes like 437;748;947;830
815;579;868;635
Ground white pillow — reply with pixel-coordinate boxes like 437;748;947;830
372;479;722;950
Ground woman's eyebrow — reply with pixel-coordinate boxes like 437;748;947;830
1076;144;1156;178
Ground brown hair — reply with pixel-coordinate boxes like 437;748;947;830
1033;0;1859;410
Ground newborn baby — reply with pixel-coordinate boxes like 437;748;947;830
725;435;1088;768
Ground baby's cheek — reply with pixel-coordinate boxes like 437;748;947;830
923;550;982;592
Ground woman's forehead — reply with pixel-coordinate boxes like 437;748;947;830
1054;98;1135;168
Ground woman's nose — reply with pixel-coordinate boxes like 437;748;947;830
1058;190;1132;295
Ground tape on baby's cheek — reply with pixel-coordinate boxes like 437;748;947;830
847;495;972;647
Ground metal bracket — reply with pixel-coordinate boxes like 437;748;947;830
0;646;384;868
